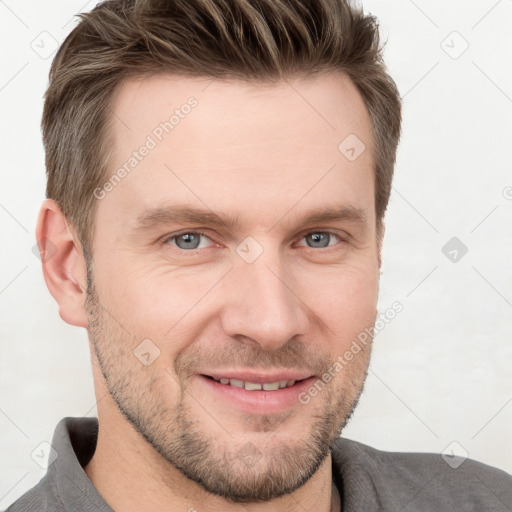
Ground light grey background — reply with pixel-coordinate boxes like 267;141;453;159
1;0;511;506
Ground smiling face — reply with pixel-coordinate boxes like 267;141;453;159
85;72;380;502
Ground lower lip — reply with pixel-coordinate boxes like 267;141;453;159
197;375;316;415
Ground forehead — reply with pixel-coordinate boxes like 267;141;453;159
99;72;375;233
110;72;372;154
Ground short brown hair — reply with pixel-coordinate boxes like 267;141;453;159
42;0;401;259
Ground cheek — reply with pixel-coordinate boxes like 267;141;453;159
92;254;224;347
294;262;379;335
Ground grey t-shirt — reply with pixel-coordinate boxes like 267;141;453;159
4;417;512;511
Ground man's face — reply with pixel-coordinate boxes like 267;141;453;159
86;73;379;502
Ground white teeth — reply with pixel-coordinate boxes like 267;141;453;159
245;381;262;391
214;377;298;391
230;379;244;388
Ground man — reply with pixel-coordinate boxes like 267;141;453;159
5;0;511;510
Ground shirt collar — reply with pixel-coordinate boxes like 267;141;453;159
48;417;113;511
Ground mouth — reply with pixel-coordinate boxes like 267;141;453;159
197;371;316;414
205;375;303;391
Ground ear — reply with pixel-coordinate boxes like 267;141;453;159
35;199;88;328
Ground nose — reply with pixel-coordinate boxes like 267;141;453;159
218;248;309;351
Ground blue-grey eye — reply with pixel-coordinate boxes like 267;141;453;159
173;233;203;250
304;232;335;248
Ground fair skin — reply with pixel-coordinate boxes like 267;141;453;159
37;72;380;511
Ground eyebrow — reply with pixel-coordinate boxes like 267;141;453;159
131;203;368;234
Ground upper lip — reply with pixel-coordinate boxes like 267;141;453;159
200;370;314;383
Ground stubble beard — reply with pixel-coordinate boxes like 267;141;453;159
85;268;372;503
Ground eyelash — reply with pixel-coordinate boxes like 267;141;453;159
161;230;344;251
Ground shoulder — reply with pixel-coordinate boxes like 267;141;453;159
2;475;57;512
3;417;99;512
331;437;512;510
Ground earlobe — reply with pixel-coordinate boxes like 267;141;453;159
35;199;89;328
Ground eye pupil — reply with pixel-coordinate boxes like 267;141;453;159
306;232;330;248
175;233;201;249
